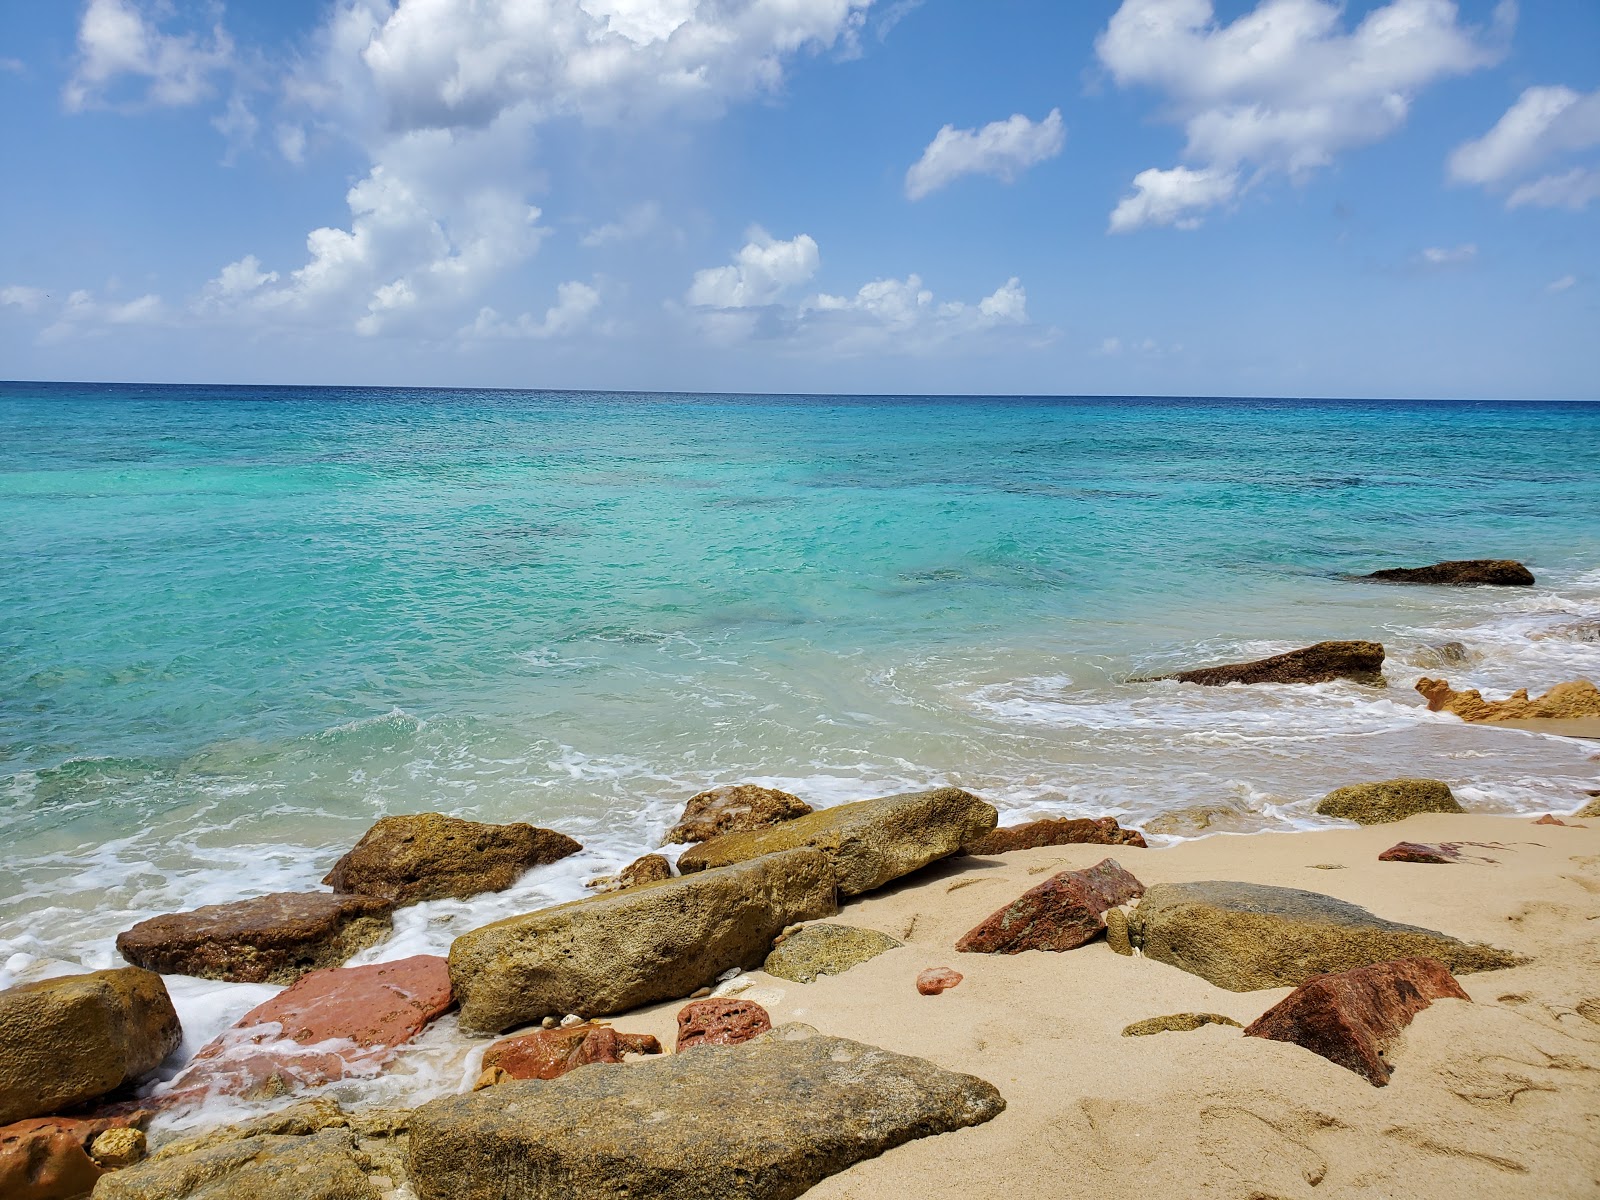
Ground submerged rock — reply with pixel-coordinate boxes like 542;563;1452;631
407;1027;1006;1200
1129;881;1523;991
1316;778;1464;824
1245;956;1470;1085
1121;1013;1242;1037
664;784;813;845
479;1024;661;1084
762;924;902;984
1155;640;1386;687
676;999;772;1051
0;1115;143;1200
448;846;836;1034
585;853;672;894
676;786;998;897
116;892;395;985
957;858;1144;955
0;968;180;1126
1416;677;1600;722
1364;559;1534;586
323;813;581;905
964;815;1147;855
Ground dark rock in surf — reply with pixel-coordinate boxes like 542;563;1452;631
1152;640;1385;687
1363;559;1534;586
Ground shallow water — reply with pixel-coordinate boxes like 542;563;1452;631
2;385;1598;1115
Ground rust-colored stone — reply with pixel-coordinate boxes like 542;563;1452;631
916;968;962;996
1244;956;1469;1086
481;1024;661;1082
965;816;1146;855
675;999;772;1051
1534;814;1584;827
1378;842;1467;864
0;1115;139;1200
956;858;1145;955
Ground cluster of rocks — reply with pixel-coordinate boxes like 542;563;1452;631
1416;677;1600;722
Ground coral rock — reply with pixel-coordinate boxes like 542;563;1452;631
956;858;1144;955
964;816;1146;855
763;924;901;984
481;1024;661;1082
676;999;772;1051
916;968;963;996
1416;677;1600;722
664;784;813;844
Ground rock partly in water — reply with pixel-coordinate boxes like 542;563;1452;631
762;924;902;984
478;1025;661;1084
1364;559;1534;586
0;1115;142;1200
916;968;963;996
1129;880;1524;991
676;999;773;1051
676;787;998;897
323;813;581;905
0;968;180;1126
1316;778;1464;824
1121;1013;1242;1037
1378;841;1470;864
964;816;1147;855
1574;797;1600;819
449;846;836;1034
1155;640;1386;687
407;1027;1006;1200
956;858;1145;955
116;892;395;985
584;853;673;894
664;784;814;845
1245;956;1470;1085
1417;677;1600;722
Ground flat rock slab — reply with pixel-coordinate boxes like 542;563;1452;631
0;968;180;1126
1122;1013;1242;1037
676;787;998;897
116;892;395;985
957;858;1144;954
964;816;1146;855
664;784;813;845
480;1025;661;1083
407;1027;1006;1200
1364;559;1534;586
1156;640;1386;687
1129;881;1523;991
94;1129;381;1200
1245;956;1470;1085
763;924;902;983
449;847;837;1034
1316;778;1463;824
0;1114;141;1200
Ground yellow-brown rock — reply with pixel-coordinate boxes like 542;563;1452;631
1416;677;1600;722
663;784;813;844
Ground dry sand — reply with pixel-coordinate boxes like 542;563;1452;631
612;812;1600;1199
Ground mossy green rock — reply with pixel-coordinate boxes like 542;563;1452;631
1122;1012;1242;1036
763;924;902;983
449;847;837;1034
1130;881;1523;992
1316;778;1463;824
676;787;998;897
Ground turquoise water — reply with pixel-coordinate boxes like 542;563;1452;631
3;384;1600;989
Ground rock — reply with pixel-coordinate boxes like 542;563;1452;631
0;1115;140;1200
1316;778;1464;824
677;786;998;897
1143;801;1261;837
1244;956;1470;1085
584;853;673;894
956;858;1145;955
1379;841;1468;864
1534;814;1583;827
160;956;452;1105
1576;797;1600;819
1364;559;1535;586
1417;677;1600;722
0;968;180;1126
916;968;962;996
1105;907;1134;955
1410;640;1474;668
406;1028;1006;1200
93;1129;381;1200
448;846;836;1034
676;999;772;1050
1121;1013;1242;1037
89;1127;146;1169
1155;640;1385;687
479;1025;661;1082
762;924;902;984
964;815;1147;855
323;813;581;905
116;892;395;985
1130;881;1523;991
664;784;813;844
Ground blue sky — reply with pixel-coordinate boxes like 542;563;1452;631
1;0;1596;397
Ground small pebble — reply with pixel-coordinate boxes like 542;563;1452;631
89;1127;147;1169
541;1016;559;1029
690;986;712;998
917;967;962;996
716;966;743;982
560;1013;584;1028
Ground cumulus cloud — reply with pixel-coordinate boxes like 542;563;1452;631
581;202;664;247
6;286;169;342
65;0;234;111
0;285;48;312
905;109;1065;200
1507;168;1600;211
686;229;821;309
1419;243;1477;265
1451;84;1600;212
461;280;603;339
1097;0;1510;231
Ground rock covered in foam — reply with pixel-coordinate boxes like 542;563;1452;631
1316;778;1463;824
663;784;813;844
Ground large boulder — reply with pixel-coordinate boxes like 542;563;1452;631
448;847;836;1035
0;968;180;1126
407;1027;1005;1200
1364;559;1534;586
964;815;1146;855
116;892;394;985
1416;677;1600;722
664;784;813;844
1316;777;1464;824
1245;957;1470;1085
0;1115;142;1200
676;787;998;896
762;924;902;984
323;814;581;905
956;858;1144;955
1128;881;1523;991
1155;640;1386;687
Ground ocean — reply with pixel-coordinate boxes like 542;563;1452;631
3;383;1599;1096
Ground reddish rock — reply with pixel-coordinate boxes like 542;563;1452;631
1534;814;1584;827
916;968;963;996
956;858;1145;955
1244;956;1470;1086
675;999;772;1052
159;955;452;1105
0;1115;139;1200
1378;842;1467;864
664;785;813;845
481;1024;662;1082
965;816;1147;855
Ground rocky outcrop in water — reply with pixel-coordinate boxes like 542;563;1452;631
1416;677;1600;722
1363;559;1534;586
1316;778;1464;824
585;853;672;893
1154;640;1386;687
0;968;180;1126
664;784;813;844
956;858;1144;955
964;815;1147;854
763;923;902;983
323;813;582;905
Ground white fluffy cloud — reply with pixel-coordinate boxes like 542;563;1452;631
686;229;821;308
905;109;1065;201
1419;243;1476;265
1097;0;1509;231
1450;85;1600;211
1;286;48;312
461;280;603;339
65;0;233;111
